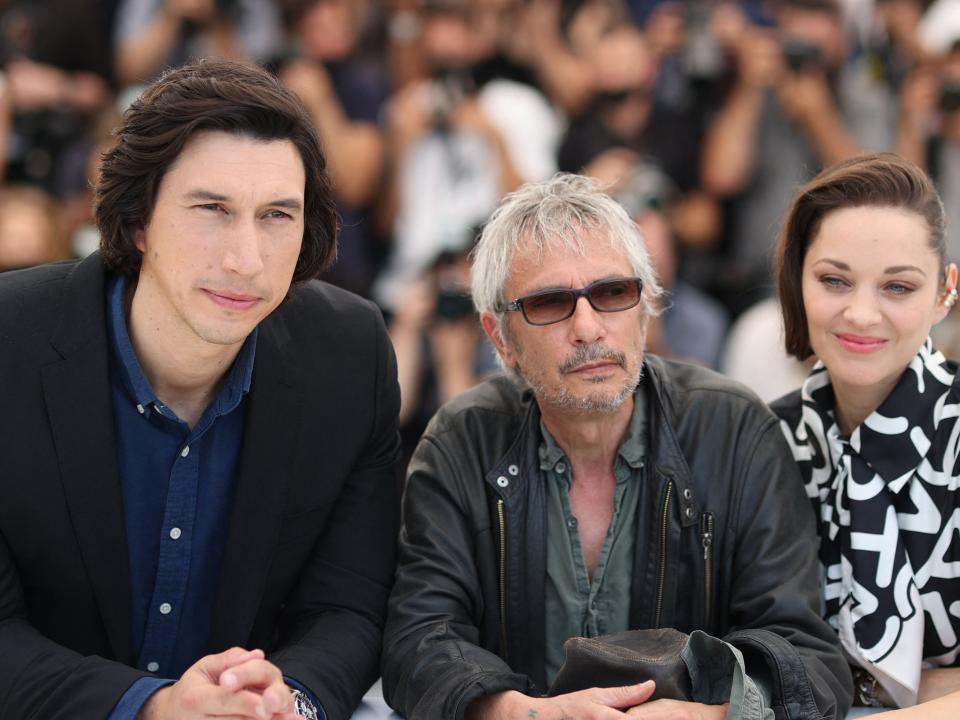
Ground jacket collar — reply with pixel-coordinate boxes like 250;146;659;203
484;355;700;527
643;355;700;528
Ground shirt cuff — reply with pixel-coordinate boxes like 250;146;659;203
284;675;327;720
682;630;773;720
108;676;175;720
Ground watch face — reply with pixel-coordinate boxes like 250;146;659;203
293;689;319;720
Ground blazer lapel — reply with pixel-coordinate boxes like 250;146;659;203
42;254;133;663
209;316;302;650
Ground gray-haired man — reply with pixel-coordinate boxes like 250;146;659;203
382;175;851;720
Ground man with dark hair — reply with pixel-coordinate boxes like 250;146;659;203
0;60;401;720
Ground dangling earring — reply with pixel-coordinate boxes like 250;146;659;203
945;288;959;310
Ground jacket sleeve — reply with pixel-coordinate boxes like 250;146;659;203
0;531;151;718
382;430;534;720
721;418;853;720
268;308;403;720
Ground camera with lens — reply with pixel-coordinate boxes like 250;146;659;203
940;81;960;114
435;287;475;321
431;247;476;321
429;66;475;130
215;0;240;15
782;38;823;73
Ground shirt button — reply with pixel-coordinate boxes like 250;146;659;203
159;602;172;615
147;662;159;672
685;507;695;519
169;527;182;540
496;476;509;488
180;446;190;458
682;488;692;500
136;404;145;415
508;464;519;476
555;462;566;474
567;516;578;529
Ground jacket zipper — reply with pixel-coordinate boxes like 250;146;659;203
701;511;714;627
496;497;508;660
654;480;673;628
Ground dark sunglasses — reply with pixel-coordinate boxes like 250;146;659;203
500;277;643;326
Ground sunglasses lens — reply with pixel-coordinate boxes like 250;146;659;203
515;278;643;325
522;290;576;325
589;279;641;311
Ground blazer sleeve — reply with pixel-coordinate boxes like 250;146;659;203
0;530;151;718
268;304;402;720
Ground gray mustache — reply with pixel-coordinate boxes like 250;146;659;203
559;344;627;374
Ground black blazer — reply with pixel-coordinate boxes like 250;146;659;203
0;254;402;719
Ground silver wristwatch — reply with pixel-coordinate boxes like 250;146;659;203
290;688;320;720
852;668;883;707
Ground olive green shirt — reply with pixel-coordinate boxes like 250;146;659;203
541;386;647;686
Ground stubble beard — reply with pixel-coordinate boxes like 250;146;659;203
515;342;643;413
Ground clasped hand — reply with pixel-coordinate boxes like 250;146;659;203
139;647;303;720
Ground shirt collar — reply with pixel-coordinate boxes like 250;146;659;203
106;274;258;421
538;382;648;472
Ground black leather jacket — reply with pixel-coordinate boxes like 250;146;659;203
383;356;852;720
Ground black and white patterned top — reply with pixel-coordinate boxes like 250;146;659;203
773;339;960;708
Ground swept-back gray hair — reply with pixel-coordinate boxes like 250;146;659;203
471;173;663;324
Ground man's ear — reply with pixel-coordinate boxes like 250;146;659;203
480;312;518;369
133;225;146;253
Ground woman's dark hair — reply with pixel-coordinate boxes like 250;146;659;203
775;152;946;360
96;59;337;282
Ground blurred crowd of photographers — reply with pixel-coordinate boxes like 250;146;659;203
1;0;958;460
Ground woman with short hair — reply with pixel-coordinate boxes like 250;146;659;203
771;152;960;716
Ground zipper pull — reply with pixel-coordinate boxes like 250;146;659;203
701;512;713;560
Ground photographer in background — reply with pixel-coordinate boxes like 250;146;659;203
278;0;388;297
898;39;960;260
0;0;113;196
897;38;960;364
113;0;282;86
388;240;498;468
373;0;560;313
702;0;894;313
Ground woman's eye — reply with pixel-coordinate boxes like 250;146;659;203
885;283;914;295
820;276;847;289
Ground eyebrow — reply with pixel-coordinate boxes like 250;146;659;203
813;258;928;276
183;189;304;211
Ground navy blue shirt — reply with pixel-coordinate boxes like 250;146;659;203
104;274;256;717
106;274;256;675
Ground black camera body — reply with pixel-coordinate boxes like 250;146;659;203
782;39;823;73
215;0;240;15
940;81;960;114
430;66;475;130
435;288;475;322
